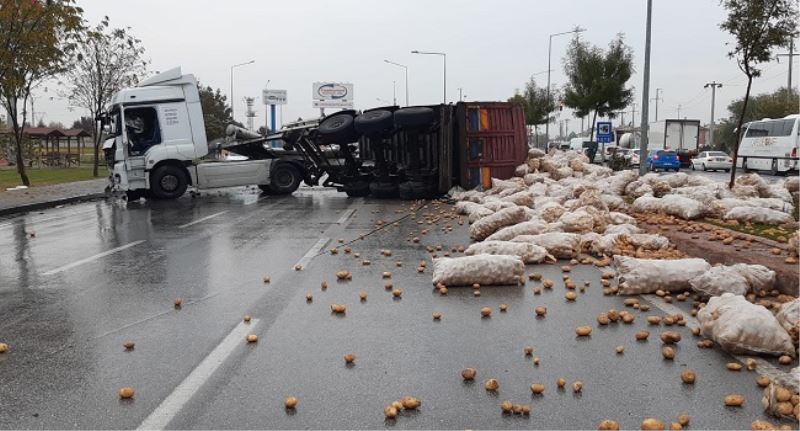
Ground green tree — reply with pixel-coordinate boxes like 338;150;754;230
716;87;799;151
508;77;556;147
720;0;798;187
198;84;233;142
562;34;634;141
0;0;83;186
63;17;148;177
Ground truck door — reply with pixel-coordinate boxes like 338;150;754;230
666;122;682;149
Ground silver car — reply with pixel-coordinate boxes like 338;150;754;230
691;151;732;172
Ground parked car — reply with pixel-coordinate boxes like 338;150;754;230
691;150;732;172
647;149;680;172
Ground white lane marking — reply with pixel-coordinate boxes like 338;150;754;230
336;208;355;224
137;319;260;430
639;294;797;392
293;237;330;270
43;240;146;275
177;211;227;229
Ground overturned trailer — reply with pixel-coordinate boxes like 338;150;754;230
226;102;527;199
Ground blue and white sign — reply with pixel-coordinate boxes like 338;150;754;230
596;121;613;143
312;82;354;109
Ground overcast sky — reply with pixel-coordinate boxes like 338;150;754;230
36;0;798;135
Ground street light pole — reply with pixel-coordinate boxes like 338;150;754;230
230;60;255;122
651;88;662;122
638;0;653;176
411;50;446;103
546;27;586;143
384;59;410;106
704;81;722;148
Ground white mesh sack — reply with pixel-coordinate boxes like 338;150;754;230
604;223;642;235
558;208;596;234
697;293;795;357
724;206;796;225
608;211;636;225
689;265;751;297
608;170;638;195
486;220;549;241
511;232;582;259
431;255;525;287
615;256;710;295
775;299;800;334
730;263;776;292
469;206;527;241
465;241;554;264
631;195;706;219
501;190;535;208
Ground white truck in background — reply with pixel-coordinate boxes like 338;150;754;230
101;68;308;200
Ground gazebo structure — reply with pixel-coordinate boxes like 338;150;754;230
3;127;92;167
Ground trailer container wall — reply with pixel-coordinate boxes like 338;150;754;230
456;102;527;189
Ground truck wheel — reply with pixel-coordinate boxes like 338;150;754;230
150;165;188;199
268;164;301;194
344;181;370;197
369;181;398;198
355;110;394;137
394;107;435;129
319;113;359;143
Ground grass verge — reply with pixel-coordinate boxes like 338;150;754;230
0;166;98;190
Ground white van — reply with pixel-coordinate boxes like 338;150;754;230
737;114;799;174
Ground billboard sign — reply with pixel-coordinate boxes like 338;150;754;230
262;89;287;105
312;82;354;108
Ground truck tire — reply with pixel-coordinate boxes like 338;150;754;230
266;164;301;194
394;107;435;129
369;181;398;198
318;113;359;143
344;181;370;198
354;110;394;137
150;165;188;199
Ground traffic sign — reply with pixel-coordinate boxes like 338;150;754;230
262;89;287;105
596;121;613;143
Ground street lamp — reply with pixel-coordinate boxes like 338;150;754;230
411;50;446;104
230;60;255;121
384;59;409;106
546;27;585;143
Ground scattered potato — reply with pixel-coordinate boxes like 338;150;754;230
640;304;651;312
499;304;508;312
756;375;771;387
530;383;545;394
461;368;477;381
557;378;566;388
660;331;681;344
616;345;625;354
524;346;533;356
284;396;298;409
382;271;391;278
726;362;742;371
336;271;352;280
662;346;676;360
572;381;583;393
392;289;403;298
473;290;481;297
173;297;182;307
565;292;577;301
263;276;271;283
624;298;639;307
243;314;252;322
529;272;543;281
501;400;513;413
677;415;690;426
481;307;492;317
485;378;499;391
321;281;328;290
745;358;757;370
641;418;665;430
246;334;258;343
533;356;540;365
439;287;448;295
750;420;776;430
561;265;571;272
597;419;620;430
306;293;313;302
635;330;650;341
576;326;592;336
535;306;547;316
533;287;542;295
778;355;792;365
344;353;356;364
417;266;425;273
622;314;635;324
330;303;346;314
294;264;303;271
691;327;701;336
401;396;421;410
118;387;135;399
432;312;442;320
680;369;696;384
597;313;610;325
123;341;134;350
669;423;682;430
647;316;662;325
384;405;398;419
542;279;554;289
519;404;531;415
724;394;744;407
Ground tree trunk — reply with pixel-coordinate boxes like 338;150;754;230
8;100;30;186
728;75;753;189
92;127;100;177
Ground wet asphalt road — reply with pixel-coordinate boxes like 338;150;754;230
0;186;797;430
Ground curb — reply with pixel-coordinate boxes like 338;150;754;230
0;192;108;218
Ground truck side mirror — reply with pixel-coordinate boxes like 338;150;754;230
102;124;111;134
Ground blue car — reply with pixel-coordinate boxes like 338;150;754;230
647;149;681;172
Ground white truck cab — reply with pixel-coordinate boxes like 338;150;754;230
103;67;304;200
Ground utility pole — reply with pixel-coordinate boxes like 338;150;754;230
777;38;798;102
638;0;653;176
704;81;723;149
651;88;663;122
458;87;463;101
630;103;637;128
546;27;586;144
676;104;682;119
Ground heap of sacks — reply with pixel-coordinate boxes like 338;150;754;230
431;149;800;420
